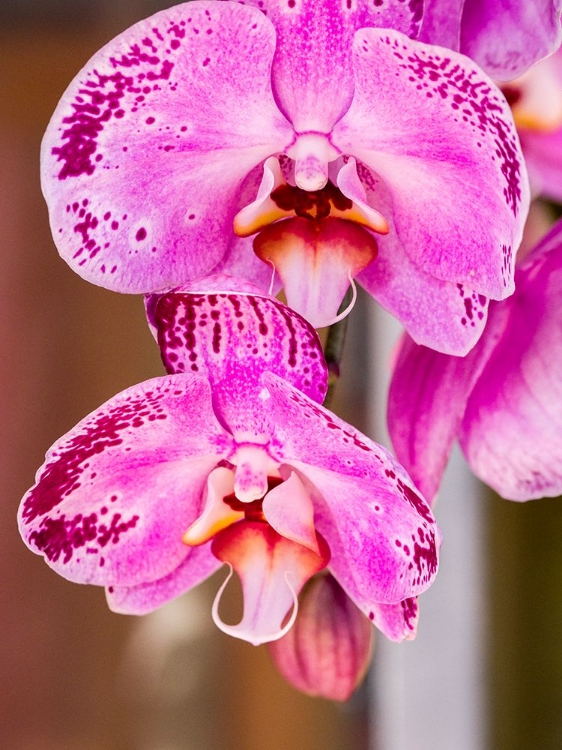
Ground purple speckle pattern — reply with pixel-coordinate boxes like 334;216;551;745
152;291;328;405
456;283;488;329
19;375;231;583
42;1;292;293
382;35;523;217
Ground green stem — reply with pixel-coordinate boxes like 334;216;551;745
322;288;353;410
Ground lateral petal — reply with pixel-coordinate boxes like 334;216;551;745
263;373;440;607
332;28;529;300
106;543;221;614
18;375;232;586
42;1;292;292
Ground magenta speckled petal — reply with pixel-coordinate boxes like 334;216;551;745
461;0;562;81
262;373;439;608
460;222;562;500
332;29;529;300
149;289;327;437
41;1;292;293
107;543;221;614
355;164;489;354
387;311;508;502
371;597;419;642
233;0;423;133
18;375;232;586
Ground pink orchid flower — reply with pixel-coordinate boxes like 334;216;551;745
42;0;528;354
387;219;562;503
19;279;439;646
502;47;562;203
421;0;562;81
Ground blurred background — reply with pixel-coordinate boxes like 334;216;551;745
2;1;562;748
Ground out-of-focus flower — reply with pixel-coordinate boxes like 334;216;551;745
420;0;562;81
387;219;562;503
19;281;439;646
502;48;562;203
267;574;374;701
42;0;527;353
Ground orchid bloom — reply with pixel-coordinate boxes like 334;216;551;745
19;279;439;647
42;0;528;354
388;219;562;503
420;0;562;81
502;48;562;203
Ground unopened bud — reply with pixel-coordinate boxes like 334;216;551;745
267;574;373;701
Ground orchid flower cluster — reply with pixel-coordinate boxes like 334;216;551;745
19;0;562;701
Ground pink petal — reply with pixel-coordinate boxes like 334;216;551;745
18;375;232;586
253;217;378;329
211;521;329;645
106;543;221;614
460;221;562;500
521;128;562;204
419;0;464;50
267;574;373;701
387;308;509;502
355;162;490;354
332;29;529;300
236;0;423;133
149;287;328;437
262;373;440;608
42;1;292;293
461;0;562;81
371;597;419;642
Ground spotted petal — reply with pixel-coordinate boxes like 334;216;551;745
332;28;529;301
262;373;440;611
18;375;232;586
148;284;328;438
41;1;292;293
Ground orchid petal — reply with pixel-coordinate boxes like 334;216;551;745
42;1;292;293
263;471;320;554
149;287;328;437
461;0;562;81
332;29;529;300
267;575;373;701
254;217;377;329
263;373;440;607
355;163;490;354
18;375;232;586
521;128;562;204
460;221;562;500
106;544;221;615
211;521;329;645
237;0;423;133
419;0;464;50
387;311;508;502
371;597;419;642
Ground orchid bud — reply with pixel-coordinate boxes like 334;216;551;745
267;574;373;701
